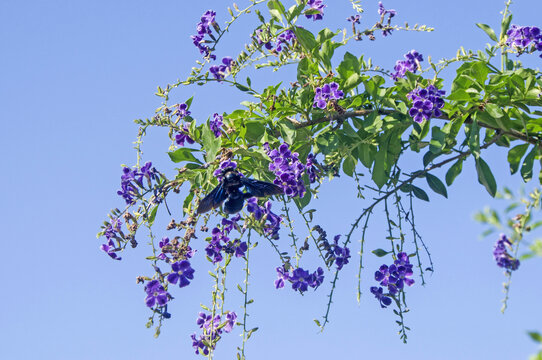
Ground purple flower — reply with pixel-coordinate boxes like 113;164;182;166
224;312;237;333
100;238;122;260
175;103;191;118
506;25;542;57
370;286;392;308
347;15;361;24
407;85;446;123
167;260;195;287
274;265;290;289
144;280;169;307
493;234;520;271
175;124;195;146
391;50;423;80
246;197;264;220
305;0;326;21
378;2;396;18
313;82;344;109
309;267;325;288
210;113;223;137
209;56;234;81
291;267;311;292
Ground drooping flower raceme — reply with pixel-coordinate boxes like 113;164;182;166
246;198;282;240
191;311;237;355
205;215;246;263
117;162;158;205
313;82;344;109
407;85;445;123
305;0;326;21
276;30;296;52
391;50;423;80
305;153;320;184
493;234;520;271
265;142;306;198
371;252;415;308
210;113;223;137
506;25;542;57
191;10;218;59
275;265;324;293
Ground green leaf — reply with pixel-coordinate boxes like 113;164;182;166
269;9;282;22
412;185;429;202
342;156;356;177
372;249;390;257
235;83;250;92
202;125;222;162
148;205;158;225
501;14;513;40
527;331;542;343
168;148;201;164
507;144;529;174
485;103;504;118
245;121;265;143
445;159;463;186
295;27;317;52
476;157;497;197
426;173;448;198
468;120;480;159
476;23;498;42
520;147;536;182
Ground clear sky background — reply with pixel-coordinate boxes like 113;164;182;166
1;0;542;359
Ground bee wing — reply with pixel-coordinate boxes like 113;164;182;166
240;177;283;197
197;182;228;214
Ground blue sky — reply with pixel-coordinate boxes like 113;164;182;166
1;0;541;359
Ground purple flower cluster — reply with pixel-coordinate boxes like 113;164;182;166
506;25;542;58
493;234;520;271
246;198;282;239
275;265;324;293
391;50;423;80
253;29;296;53
144;279;170;308
305;0;326;21
213;160;237;181
276;30;296;52
175;103;191;119
175;124;195;147
264;142;306;198
191;10;217;59
377;2;396;36
326;235;351;270
100;217;124;260
206;215;247;263
407;85;445;123
312;82;344;109
210;113;223;138
371;252;415;308
117;162;158;205
209;56;234;81
158;237;196;263
167;260;195;288
191;311;237;355
305;153;320;183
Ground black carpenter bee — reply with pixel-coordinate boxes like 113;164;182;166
197;167;283;214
